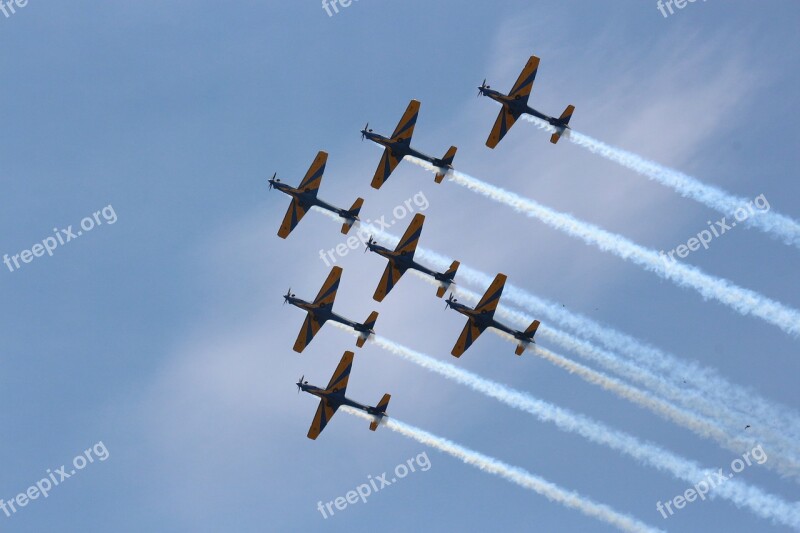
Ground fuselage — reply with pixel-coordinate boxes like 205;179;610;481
366;242;444;280
362;131;449;168
286;296;366;332
448;300;525;339
269;180;355;221
298;383;381;414
479;87;568;129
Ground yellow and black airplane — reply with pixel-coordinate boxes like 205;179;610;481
478;55;575;147
284;266;378;353
297;350;391;440
445;273;540;357
269;150;364;239
361;99;457;189
365;213;460;302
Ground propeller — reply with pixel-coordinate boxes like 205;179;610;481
364;235;375;253
477;79;490;97
268;172;281;190
361;122;369;141
283;288;294;305
445;292;457;310
296;375;304;393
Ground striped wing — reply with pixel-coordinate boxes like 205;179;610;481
298;151;327;194
373;262;406;302
508;56;539;103
394;213;424;257
474;273;507;316
277;199;308;239
390;99;420;143
307;398;338;440
451;319;485;357
313;266;342;307
486;107;519;149
325;351;353;393
370;148;402;189
293;314;323;353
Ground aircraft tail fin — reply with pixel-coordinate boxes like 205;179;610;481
356;311;379;347
515;319;541;355
369;393;391;431
434;146;457;183
558;105;575;125
550;105;575;144
341;197;364;234
436;260;460;298
524;319;541;338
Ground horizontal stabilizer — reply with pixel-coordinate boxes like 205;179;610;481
515;319;541;355
436;260;460;298
434;146;457;183
341;197;364;234
356;311;379;347
524;319;541;338
559;105;575;125
441;146;457;166
550;105;575;144
369;394;391;431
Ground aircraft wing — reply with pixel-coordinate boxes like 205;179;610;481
313;266;342;307
277;198;309;239
297;150;327;195
508;55;540;104
373;261;406;302
474;273;507;316
451;319;485;357
370;148;403;189
307;398;338;440
486;107;519;149
394;213;424;258
325;351;353;394
390;99;420;143
293;314;324;353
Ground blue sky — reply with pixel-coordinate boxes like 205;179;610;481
1;1;799;531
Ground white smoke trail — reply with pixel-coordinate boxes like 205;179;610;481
521;115;800;249
313;208;800;457
342;407;662;533
444;282;800;477
332;326;800;528
483;326;768;468
406;157;800;337
428;254;800;453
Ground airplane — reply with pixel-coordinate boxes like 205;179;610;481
365;213;460;302
297;350;391;440
361;99;458;189
478;55;575;147
445;273;540;357
284;266;378;352
269;150;364;239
